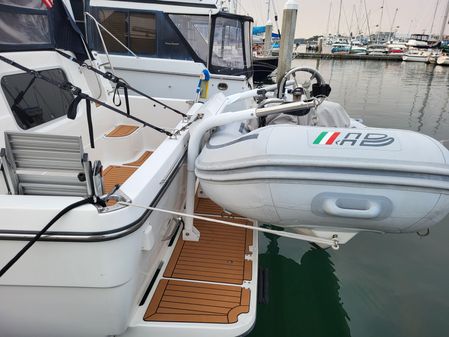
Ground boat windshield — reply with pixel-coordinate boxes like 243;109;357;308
171;12;252;76
210;16;245;75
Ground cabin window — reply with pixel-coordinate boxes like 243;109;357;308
91;9;193;60
210;17;245;75
129;12;156;55
95;9;156;55
97;9;128;53
1;69;74;130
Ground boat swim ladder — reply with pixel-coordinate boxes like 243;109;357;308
180;98;341;247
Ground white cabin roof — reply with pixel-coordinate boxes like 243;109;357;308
90;0;221;15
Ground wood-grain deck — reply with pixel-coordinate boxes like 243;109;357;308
106;124;139;137
144;279;250;323
144;197;254;324
103;165;138;194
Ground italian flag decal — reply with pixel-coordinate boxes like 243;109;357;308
313;131;341;145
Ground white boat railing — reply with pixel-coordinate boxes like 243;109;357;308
84;12;139;73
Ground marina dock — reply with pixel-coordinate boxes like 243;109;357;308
295;52;403;61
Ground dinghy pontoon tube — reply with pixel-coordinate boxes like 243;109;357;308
188;67;449;244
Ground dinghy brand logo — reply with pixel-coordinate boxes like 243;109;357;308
313;131;395;147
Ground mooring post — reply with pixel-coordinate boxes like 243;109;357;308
263;20;273;56
276;0;299;84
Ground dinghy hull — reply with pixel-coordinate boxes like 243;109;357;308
197;125;449;233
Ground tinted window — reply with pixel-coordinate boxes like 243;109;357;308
98;9;128;53
130;12;156;55
1;69;74;130
96;9;157;56
91;9;194;60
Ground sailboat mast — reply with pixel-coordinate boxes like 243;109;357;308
430;0;440;38
376;0;385;44
337;0;343;35
266;0;271;23
439;0;449;41
271;0;281;36
326;1;333;36
388;8;398;41
364;0;371;40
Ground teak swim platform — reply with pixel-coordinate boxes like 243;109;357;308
144;197;255;325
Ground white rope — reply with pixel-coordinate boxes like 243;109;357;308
118;201;340;249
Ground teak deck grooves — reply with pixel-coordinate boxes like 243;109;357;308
102;150;153;205
144;197;254;324
103;165;137;194
144;279;250;323
106;124;139;137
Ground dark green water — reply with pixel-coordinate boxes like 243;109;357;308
248;59;449;337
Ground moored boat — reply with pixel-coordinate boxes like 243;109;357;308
331;43;350;54
437;54;449;65
402;49;431;62
82;0;254;102
0;2;259;337
367;44;388;55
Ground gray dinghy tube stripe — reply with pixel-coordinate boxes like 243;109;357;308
206;134;259;150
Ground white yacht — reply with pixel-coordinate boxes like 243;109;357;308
0;2;258;337
82;0;254;104
402;48;431;62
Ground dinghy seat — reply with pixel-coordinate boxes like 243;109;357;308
0;132;103;197
265;101;351;128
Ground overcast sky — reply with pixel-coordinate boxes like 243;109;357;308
237;0;449;38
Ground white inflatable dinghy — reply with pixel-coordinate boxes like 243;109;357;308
192;67;449;237
196;122;449;234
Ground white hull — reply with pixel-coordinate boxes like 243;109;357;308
0;49;258;337
86;0;254;107
437;55;449;65
402;54;430;62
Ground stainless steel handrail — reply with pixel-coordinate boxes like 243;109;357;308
84;12;140;74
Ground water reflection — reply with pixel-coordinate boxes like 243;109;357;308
250;59;449;337
249;233;351;337
412;65;436;132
